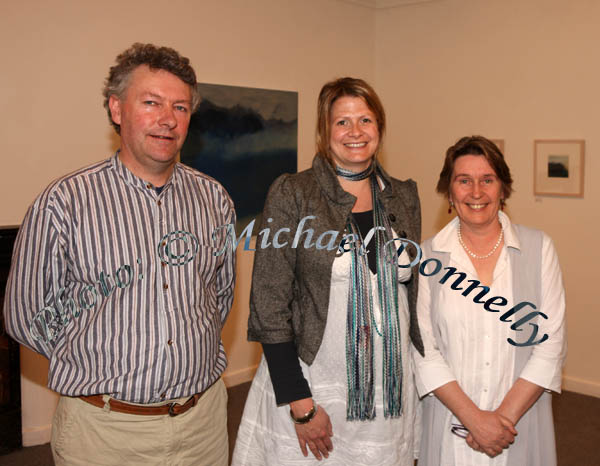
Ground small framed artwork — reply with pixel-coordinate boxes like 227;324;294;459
491;139;505;154
534;140;585;197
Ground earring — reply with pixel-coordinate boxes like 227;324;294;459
448;201;454;214
500;199;505;211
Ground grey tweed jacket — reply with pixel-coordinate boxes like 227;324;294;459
247;153;424;364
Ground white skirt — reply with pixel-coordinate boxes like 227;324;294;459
232;252;420;466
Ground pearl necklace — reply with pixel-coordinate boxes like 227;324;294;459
457;223;504;259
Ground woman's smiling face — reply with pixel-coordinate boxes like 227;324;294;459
328;96;379;171
450;154;504;230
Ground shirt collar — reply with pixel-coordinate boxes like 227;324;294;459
111;151;178;194
431;210;520;253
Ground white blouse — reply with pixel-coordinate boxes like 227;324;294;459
413;212;567;465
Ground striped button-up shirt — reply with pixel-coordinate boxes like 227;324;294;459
3;154;236;402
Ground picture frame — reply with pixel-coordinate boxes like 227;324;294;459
180;83;298;233
534;139;585;197
490;139;505;154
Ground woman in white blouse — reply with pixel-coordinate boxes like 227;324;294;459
413;136;566;466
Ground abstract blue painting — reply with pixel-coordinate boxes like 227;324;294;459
181;83;298;233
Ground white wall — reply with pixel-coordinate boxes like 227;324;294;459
375;0;600;397
2;0;599;448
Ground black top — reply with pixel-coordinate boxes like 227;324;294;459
351;210;377;275
261;342;311;404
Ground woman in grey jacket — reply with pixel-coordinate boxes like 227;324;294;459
232;77;423;466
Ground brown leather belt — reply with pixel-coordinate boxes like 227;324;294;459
79;391;204;417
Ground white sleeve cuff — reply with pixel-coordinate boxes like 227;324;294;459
413;350;457;397
519;356;563;393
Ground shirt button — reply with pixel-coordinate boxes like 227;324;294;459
483;388;488;392
146;183;153;189
168;339;173;346
486;362;490;366
161;261;167;267
160;393;166;400
163;283;169;290
157;200;162;206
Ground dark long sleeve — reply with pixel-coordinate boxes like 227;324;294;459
262;341;312;405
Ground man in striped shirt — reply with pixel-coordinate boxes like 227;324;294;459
3;43;235;465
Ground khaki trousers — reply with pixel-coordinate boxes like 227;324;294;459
51;379;228;466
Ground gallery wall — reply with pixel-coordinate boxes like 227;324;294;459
1;0;375;445
2;0;598;448
375;0;600;396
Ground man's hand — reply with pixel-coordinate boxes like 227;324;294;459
290;398;333;460
465;410;517;457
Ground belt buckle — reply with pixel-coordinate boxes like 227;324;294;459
168;402;179;417
168;393;198;417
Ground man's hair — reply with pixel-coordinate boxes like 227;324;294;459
316;77;386;165
437;135;513;200
102;43;200;134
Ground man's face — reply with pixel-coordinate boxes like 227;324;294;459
109;65;192;175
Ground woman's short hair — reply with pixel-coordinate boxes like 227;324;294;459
102;43;200;134
316;77;385;164
436;136;513;200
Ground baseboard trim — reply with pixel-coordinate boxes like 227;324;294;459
223;365;258;388
22;424;52;447
563;375;600;398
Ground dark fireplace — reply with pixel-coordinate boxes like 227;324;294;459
0;226;22;454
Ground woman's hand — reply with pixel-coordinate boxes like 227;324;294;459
465;433;482;452
290;398;333;460
465;410;517;457
432;382;517;457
